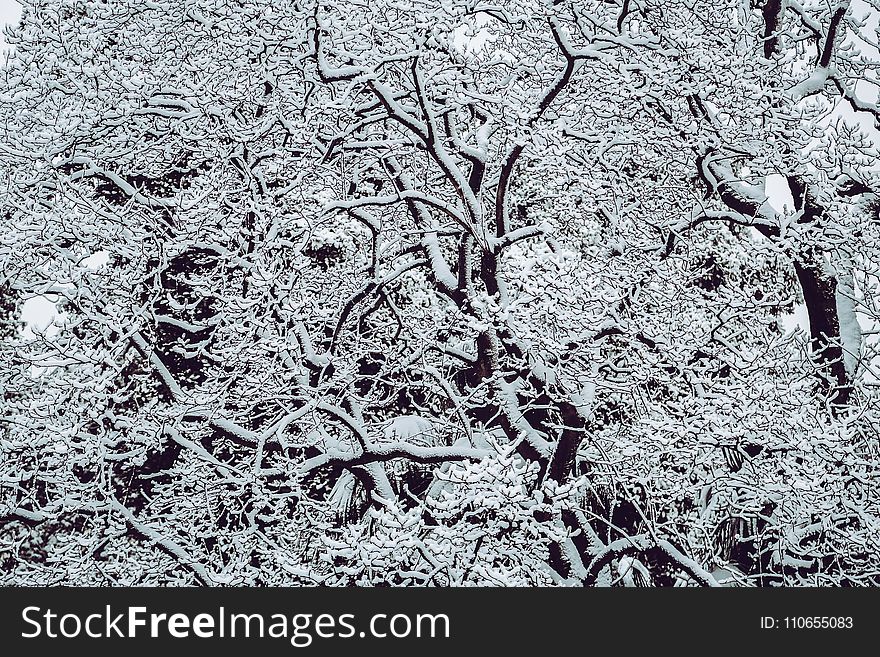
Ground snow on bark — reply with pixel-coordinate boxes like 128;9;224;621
3;0;880;588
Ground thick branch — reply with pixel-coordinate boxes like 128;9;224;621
582;534;719;587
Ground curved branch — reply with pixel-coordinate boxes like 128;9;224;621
300;443;490;473
582;534;719;587
495;17;579;239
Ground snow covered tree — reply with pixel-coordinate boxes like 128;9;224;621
2;0;880;586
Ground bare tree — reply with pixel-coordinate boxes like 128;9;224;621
2;0;880;586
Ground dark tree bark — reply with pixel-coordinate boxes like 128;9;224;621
760;0;784;59
793;261;850;405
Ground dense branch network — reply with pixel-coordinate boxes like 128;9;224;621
1;0;879;587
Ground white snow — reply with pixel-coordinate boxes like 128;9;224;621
18;252;107;339
80;250;110;270
764;174;793;215
383;414;436;444
836;267;863;376
20;295;65;340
